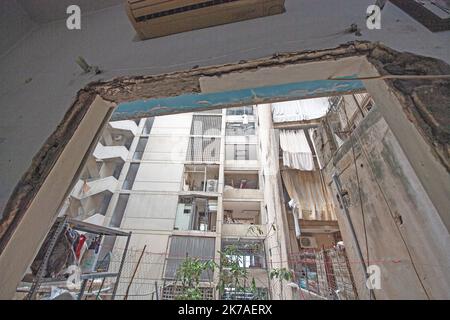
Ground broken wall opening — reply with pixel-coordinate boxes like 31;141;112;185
1;42;449;300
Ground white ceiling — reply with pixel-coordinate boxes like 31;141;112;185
17;0;123;24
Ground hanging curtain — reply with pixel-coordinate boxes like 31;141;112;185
279;130;314;171
281;169;336;221
272;98;330;123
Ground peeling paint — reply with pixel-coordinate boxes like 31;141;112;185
112;79;365;120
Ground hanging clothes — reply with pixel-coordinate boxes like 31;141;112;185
272;98;330;123
281;169;336;221
279;130;315;171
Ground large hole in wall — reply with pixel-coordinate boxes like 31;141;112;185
2;42;450;300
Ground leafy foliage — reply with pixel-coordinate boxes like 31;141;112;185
269;267;293;282
175;257;215;300
175;243;264;300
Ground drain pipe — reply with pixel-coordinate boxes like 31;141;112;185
332;173;375;300
288;199;301;239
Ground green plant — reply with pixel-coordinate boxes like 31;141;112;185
175;257;215;300
269;267;293;300
175;244;265;300
269;267;293;282
217;244;263;300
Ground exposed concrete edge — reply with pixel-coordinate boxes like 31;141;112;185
0;90;98;253
1;40;449;256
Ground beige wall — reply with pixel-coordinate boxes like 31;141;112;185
322;107;450;299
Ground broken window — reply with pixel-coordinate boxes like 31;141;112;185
174;197;217;232
182;165;219;192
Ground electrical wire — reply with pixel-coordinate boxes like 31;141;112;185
341;98;374;300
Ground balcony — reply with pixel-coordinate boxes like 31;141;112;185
222;224;266;238
222;201;263;237
93;143;129;162
182;164;220;194
109;120;139;136
223;172;262;200
71;176;118;200
174;197;217;233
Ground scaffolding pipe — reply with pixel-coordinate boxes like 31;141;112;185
112;231;132;300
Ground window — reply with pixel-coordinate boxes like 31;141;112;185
191;115;222;136
225;144;257;160
222;240;266;269
164;236;216;280
182;165;219;192
112;162;124;179
174;197;217;232
186;137;221;162
133;137;148;160
226;106;254;115
226;122;255;136
142;117;155;135
109;194;129;227
122;163;140;190
98;192;113;216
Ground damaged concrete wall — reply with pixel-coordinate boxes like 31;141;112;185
2;0;450;226
317;105;450;299
0;39;449;299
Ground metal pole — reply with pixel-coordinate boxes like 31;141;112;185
124;245;147;300
332;173;375;300
154;281;159;300
111;231;132;300
77;279;88;300
96;278;106;300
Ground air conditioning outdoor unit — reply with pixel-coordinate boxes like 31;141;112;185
126;0;286;40
206;179;218;192
299;236;318;249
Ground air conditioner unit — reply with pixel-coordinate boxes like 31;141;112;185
126;0;286;40
206;179;218;192
299;236;318;249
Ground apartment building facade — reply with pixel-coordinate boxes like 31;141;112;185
99;106;287;300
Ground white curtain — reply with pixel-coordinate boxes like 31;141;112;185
279;130;314;171
281;169;336;221
272;98;330;123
